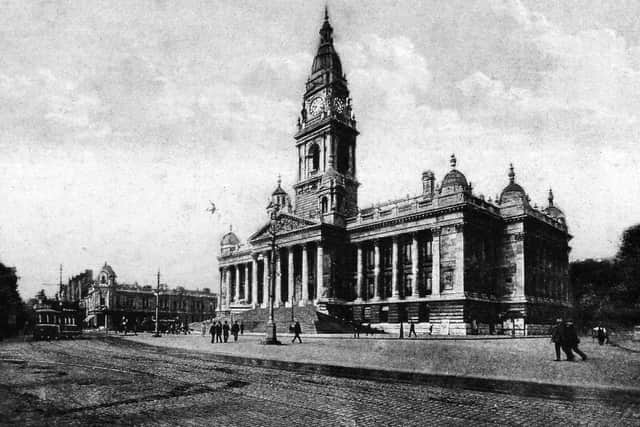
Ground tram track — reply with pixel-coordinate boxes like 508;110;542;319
1;337;635;426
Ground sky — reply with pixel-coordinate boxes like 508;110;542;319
2;0;640;299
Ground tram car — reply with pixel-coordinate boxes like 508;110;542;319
33;301;82;340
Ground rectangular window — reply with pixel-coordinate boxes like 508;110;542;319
443;270;454;291
403;243;412;265
383;245;392;268
404;273;412;297
366;249;375;269
367;277;375;299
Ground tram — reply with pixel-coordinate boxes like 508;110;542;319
33;301;82;340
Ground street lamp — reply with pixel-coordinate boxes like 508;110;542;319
153;270;161;338
264;201;282;345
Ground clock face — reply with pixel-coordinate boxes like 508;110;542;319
309;96;325;116
333;98;345;113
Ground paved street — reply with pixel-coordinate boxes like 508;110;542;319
1;337;639;426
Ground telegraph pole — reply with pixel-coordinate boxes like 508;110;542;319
153;270;161;337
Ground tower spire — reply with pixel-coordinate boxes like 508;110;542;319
508;163;515;184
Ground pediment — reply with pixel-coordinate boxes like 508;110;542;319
249;213;318;242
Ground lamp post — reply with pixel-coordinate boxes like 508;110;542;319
264;202;282;345
153;270;161;338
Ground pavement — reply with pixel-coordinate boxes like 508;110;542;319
120;331;640;402
2;337;639;426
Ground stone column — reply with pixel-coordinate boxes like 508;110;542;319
275;253;281;307
262;252;270;308
455;224;465;294
411;233;419;298
251;256;258;308
225;267;231;308
301;244;309;305
288;247;295;306
373;240;380;300
234;265;240;302
392;236;400;298
356;243;363;301
244;263;249;302
218;268;223;310
316;243;324;300
431;228;441;297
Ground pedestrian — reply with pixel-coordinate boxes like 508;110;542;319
209;322;215;344
240;321;244;335
550;318;564;361
222;321;230;343
597;324;606;346
231;321;240;342
202;322;207;338
562;319;587;361
353;322;360;339
215;321;223;343
292;320;302;343
121;317;128;336
408;321;417;338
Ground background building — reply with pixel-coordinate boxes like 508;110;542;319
60;263;217;330
217;11;572;335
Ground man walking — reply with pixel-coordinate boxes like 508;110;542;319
562;319;587;361
222;321;230;343
292;320;302;343
231;321;240;342
209;322;215;344
215;321;223;343
550;318;563;361
408;321;417;338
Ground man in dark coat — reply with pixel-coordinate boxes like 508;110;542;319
231;321;240;342
215;321;223;343
562;319;587;361
222;321;230;343
209;322;215;344
550;318;564;361
292;320;302;343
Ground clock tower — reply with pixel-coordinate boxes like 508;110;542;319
293;8;359;227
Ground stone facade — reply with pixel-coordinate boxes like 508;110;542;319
217;11;572;335
76;263;217;330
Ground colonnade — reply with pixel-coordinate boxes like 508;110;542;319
220;242;323;309
354;229;441;301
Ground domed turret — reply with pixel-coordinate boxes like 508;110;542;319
543;188;565;224
220;225;240;256
499;164;529;206
440;154;470;195
270;176;292;213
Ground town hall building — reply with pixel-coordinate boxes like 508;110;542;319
217;11;572;335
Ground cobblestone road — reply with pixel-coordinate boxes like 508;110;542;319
1;337;638;426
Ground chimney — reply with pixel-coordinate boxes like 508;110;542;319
422;170;435;199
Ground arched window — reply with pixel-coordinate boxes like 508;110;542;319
308;144;320;173
321;197;328;213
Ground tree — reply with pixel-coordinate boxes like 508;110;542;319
616;223;640;305
0;263;25;338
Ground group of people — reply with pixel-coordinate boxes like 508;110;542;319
550;318;587;361
205;320;244;343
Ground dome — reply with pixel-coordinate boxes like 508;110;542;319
272;183;287;197
441;169;469;189
440;154;470;192
543;189;565;221
220;230;240;247
101;262;116;278
499;164;528;204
